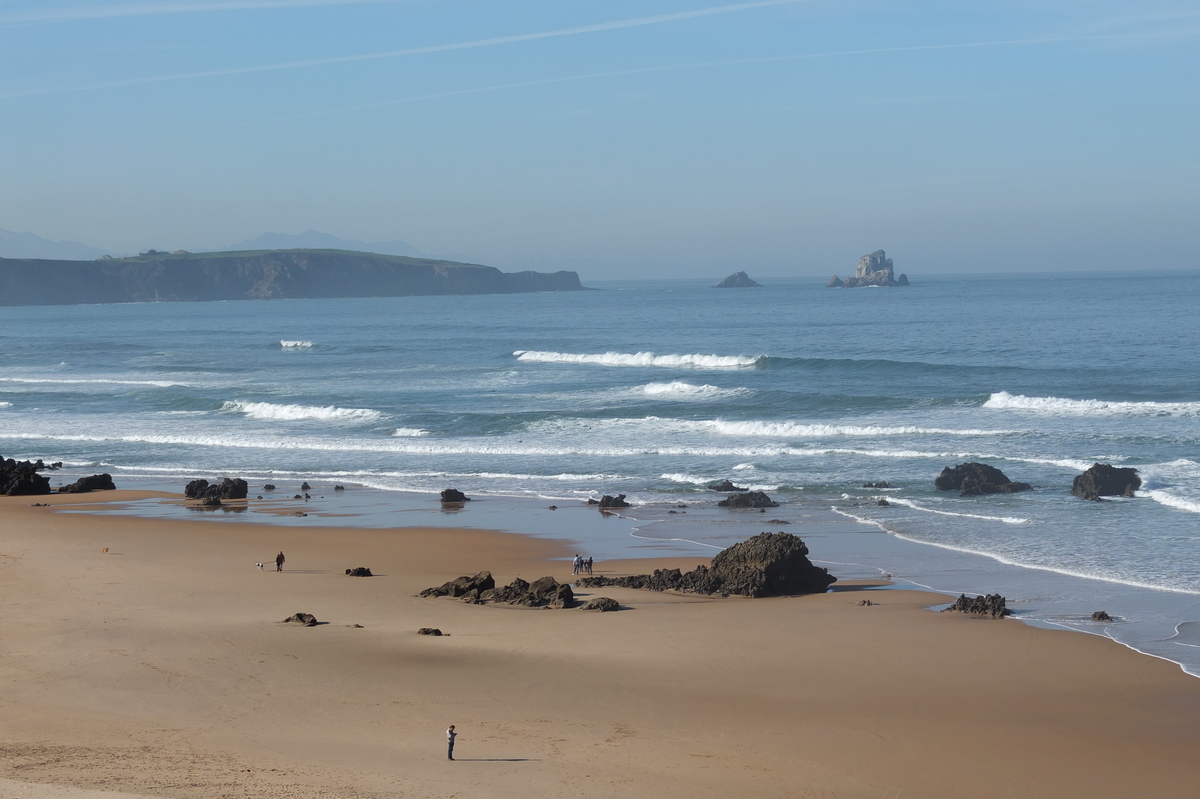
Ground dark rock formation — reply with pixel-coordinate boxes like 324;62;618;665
345;567;373;577
579;597;620;612
300;482;311;491
0;250;585;307
420;571;495;598
334;485;345;491
876;499;890;506
708;480;749;492
863;481;891;488
57;473;116;493
479;576;575;608
0;456;52;496
1071;463;1141;501
717;491;778;508
201;496;222;507
826;249;908;288
281;613;318;626
184;477;249;501
417;627;443;636
941;594;1011;618
934;463;1031;495
1092;610;1113;622
440;488;469;503
598;494;630;509
578;532;835;598
713;271;761;288
263;483;276;490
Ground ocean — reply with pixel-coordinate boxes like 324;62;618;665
2;270;1199;674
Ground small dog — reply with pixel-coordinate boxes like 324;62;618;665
255;562;264;571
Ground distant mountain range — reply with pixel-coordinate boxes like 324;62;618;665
215;230;426;258
0;228;426;261
0;228;111;260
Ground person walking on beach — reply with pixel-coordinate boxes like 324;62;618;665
585;556;593;575
572;554;582;575
446;725;456;760
275;551;285;572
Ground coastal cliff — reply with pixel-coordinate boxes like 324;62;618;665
0;249;584;306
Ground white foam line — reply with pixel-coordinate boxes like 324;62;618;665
628;522;725;550
829;508;1200;596
885;496;1030;525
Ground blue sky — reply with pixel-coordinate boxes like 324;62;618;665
1;0;1197;278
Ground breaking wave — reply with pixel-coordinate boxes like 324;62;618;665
280;340;314;350
0;376;190;388
700;420;1012;438
640;381;750;400
985;391;1200;417
514;350;762;369
391;427;430;437
884;497;1031;525
220;401;384;422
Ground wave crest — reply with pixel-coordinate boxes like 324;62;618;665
221;401;384;422
641;381;749;400
280;340;314;350
514;350;762;368
985;391;1200;417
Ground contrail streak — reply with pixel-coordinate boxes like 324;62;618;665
0;0;409;27
222;29;1198;127
0;0;806;99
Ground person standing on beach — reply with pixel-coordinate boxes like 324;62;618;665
572;554;582;575
446;725;456;760
275;551;285;572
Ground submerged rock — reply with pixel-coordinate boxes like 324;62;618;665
1092;610;1114;622
1071;463;1141;501
934;463;1031;495
598;494;631;509
578;532;835;598
708;479;749;492
717;490;779;508
713;271;762;288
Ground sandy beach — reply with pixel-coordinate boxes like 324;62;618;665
2;491;1199;799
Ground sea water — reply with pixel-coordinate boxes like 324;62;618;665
1;270;1198;674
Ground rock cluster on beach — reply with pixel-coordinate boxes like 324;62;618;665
713;271;762;288
1;456;52;495
440;488;469;503
935;463;1031;495
345;567;373;577
577;532;836;598
184;477;249;501
826;250;909;288
941;594;1011;618
58;474;116;494
1071;463;1141;501
420;570;576;608
586;494;631;509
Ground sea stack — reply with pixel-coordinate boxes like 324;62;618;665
827;249;908;288
714;271;762;288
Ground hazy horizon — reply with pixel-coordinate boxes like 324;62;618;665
2;0;1197;279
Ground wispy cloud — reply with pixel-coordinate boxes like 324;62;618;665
0;0;807;98
0;0;408;27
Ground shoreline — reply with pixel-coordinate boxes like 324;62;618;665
3;491;1200;797
35;472;1200;678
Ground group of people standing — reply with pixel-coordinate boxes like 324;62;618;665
572;554;593;575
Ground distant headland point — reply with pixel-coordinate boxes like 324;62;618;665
827;250;909;288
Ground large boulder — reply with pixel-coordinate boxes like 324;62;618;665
0;457;52;496
57;474;116;494
345;567;373;577
440;488;469;503
713;271;761;288
478;576;576;608
718;490;779;508
578;532;835;598
419;570;495;598
598;494;631;509
934;463;1030;495
1071;463;1141;501
280;613;318;626
184;477;248;500
579;597;620;612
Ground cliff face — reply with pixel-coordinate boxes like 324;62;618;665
0;249;584;307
